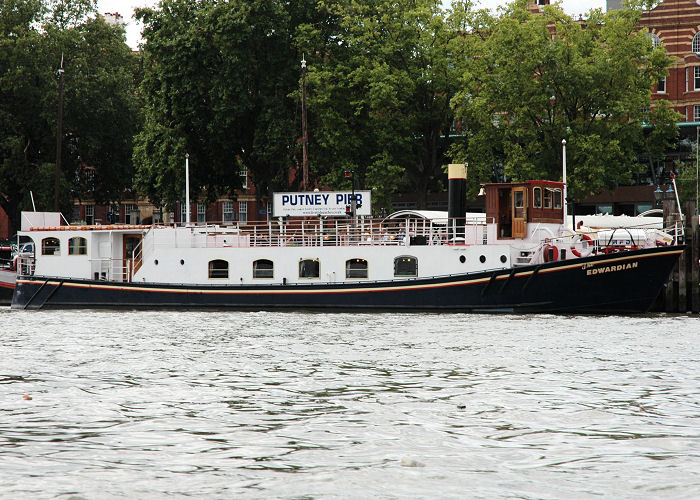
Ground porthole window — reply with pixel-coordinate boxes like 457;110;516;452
41;237;60;256
394;256;417;277
253;259;274;279
154;259;159;265
346;258;368;279
479;255;486;263
299;258;320;279
459;255;466;263
208;259;229;279
68;237;87;255
500;255;507;263
180;259;185;265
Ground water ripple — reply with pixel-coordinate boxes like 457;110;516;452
0;309;698;499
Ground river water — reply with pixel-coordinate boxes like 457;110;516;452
0;309;698;499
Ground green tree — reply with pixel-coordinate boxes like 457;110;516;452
449;0;679;200
297;0;463;211
134;0;308;209
0;0;139;233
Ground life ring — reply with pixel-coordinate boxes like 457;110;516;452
543;245;559;262
571;234;594;257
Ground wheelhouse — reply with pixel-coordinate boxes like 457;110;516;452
484;180;564;239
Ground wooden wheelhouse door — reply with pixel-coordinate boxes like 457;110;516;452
512;187;527;238
123;234;142;282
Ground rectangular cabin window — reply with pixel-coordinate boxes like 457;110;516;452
543;189;553;209
533;187;542;208
553;189;562;209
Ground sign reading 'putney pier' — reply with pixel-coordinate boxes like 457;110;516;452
273;191;372;217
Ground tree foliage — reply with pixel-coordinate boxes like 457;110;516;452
296;0;463;210
0;0;139;232
134;0;312;208
449;0;679;200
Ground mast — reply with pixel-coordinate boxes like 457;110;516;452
54;54;65;212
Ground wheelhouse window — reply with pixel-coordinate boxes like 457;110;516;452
552;188;562;209
346;258;368;279
68;237;87;255
533;187;542;208
394;256;417;277
253;259;273;279
208;259;229;279
42;237;60;256
299;258;320;279
543;188;553;209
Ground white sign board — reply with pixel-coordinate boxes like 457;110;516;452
21;211;61;231
273;191;372;217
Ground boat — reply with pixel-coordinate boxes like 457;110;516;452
10;167;684;313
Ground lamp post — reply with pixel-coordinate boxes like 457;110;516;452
54;54;65;212
185;153;190;226
301;56;309;191
562;139;568;227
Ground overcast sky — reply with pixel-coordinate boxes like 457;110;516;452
97;0;607;49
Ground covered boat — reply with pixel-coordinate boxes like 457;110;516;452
11;167;684;313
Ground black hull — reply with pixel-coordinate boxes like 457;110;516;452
12;246;683;313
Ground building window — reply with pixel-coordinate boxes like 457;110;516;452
68;237;87;255
222;201;235;222
197;203;206;223
394;256;417;277
533;187;542;208
657;76;666;93
695;67;700;91
240;166;248;189
693;32;700;54
85;205;94;225
694;105;700;122
239;201;247;224
299;258;320;279
71;205;80;223
42;237;60;256
647;32;661;49
180;202;187;224
346;258;368;279
208;259;229;279
253;259;273;279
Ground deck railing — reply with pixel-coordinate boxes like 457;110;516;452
146;216;492;250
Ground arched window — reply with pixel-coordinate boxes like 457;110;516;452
533;187;542;208
647;32;661;49
68;237;87;255
41;237;60;256
693;32;700;54
253;259;273;279
394;256;417;277
299;258;320;278
346;258;368;279
208;259;229;279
